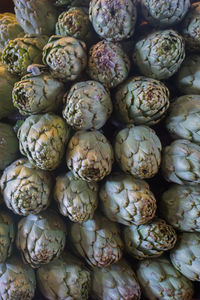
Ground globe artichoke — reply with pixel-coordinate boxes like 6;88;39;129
54;171;98;223
0;122;19;171
70;213;123;267
161;139;200;185
12;65;66;115
16;210;67;268
166;95;200;144
66;130;114;182
89;0;137;42
133;29;185;80
87;40;130;89
37;251;91;300
114;76;170;126
91;259;141;300
63;80;112;131
137;257;194;300
114;125;162;179
0;256;36;300
18;113;70;171
0;210;15;263
43;35;87;82
99;173;157;226
170;232;200;281
2;34;48;76
13;0;58;35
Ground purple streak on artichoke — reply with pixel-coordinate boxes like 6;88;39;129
0;210;15;263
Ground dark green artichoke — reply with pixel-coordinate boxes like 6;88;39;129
0;210;15;263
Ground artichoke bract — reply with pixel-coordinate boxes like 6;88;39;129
161;184;200;232
18;113;70;171
161;139;200;185
70;213;123;267
37;251;91;300
16;210;67;268
89;0;137;42
66;130;114;182
0;256;36;300
166;95;200;144
91;259;141;300
13;0;58;35
63;80;112;130
1;158;52;216
114;125;162;179
0;210;15;263
0;122;19;171
114;76;170;126
170;232;200;281
12;65;66;115
2;34;48;77
137;257;194;300
43;35;87;82
87;40;130;89
54;171;98;223
133;29;185;80
99;173;157;226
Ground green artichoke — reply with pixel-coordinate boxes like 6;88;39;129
114;76;170;126
12;65;66;115
54;171;98;223
2;34;48;76
133;29;185;80
63;80;112;130
91;259;141;300
43;35;87;82
170;232;200;281
89;0;137;42
37;251;91;300
18;113;70;171
70;213;124;267
0;122;19;171
13;0;58;35
161;139;200;185
87;40;130;89
114;125;162;179
0;256;36;300
55;0;90;6
16;210;67;268
0;210;15;263
66;130;114;182
99;173;157;226
137;257;194;300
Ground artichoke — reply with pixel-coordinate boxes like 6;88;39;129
137;257;194;300
12;65;66;115
70;213;123;267
43;35;87;82
16;210;67;268
66;130;114;182
54;171;98;223
87;40;130;89
18;113;70;171
114;125;162;179
0;256;36;300
63;80;112;131
160;184;200;232
89;0;137;42
2;34;48;76
114;76;170;126
0;210;15;263
91;259;141;300
0;122;19;171
13;0;58;35
55;0;90;6
37;251;91;300
99;173;157;226
133;29;185;80
161;139;200;185
170;232;200;281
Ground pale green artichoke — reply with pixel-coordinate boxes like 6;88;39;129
0;210;15;263
63;80;112;130
114;125;162;179
18;113;70;171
